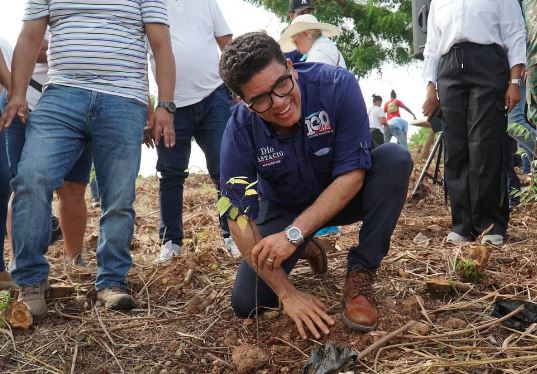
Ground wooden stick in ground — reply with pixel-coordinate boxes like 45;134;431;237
358;320;417;360
405;305;525;340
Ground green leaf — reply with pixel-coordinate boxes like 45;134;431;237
216;196;232;216
229;207;239;220
227;177;249;185
244;189;258;196
237;215;248;231
245;180;258;190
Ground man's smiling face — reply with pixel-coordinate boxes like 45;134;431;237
240;59;301;129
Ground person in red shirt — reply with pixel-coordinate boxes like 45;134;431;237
383;90;417;148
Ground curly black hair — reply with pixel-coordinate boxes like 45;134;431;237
219;32;287;97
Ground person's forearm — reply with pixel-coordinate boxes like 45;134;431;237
0;51;10;91
153;47;175;101
216;34;232;52
426;82;437;98
293;169;365;237
227;218;297;299
11;20;47;98
510;64;524;80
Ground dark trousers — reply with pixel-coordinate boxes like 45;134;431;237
157;86;231;245
370;128;384;150
437;42;509;237
231;144;412;317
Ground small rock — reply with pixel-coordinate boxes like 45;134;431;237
168;340;180;352
232;344;268;374
370;330;387;343
175;348;183;356
160;369;168;374
400;296;420;314
413;232;430;245
164;361;172;367
263;310;279;320
409;322;430;336
444;317;466;329
243;318;254;327
427;224;443;232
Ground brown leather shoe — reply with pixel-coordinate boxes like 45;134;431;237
342;269;378;332
302;237;329;274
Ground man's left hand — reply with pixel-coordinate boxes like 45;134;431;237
149;107;175;148
252;232;296;271
505;84;520;113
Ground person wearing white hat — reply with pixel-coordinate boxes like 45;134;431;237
279;14;346;68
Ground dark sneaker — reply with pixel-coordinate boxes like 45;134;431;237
18;279;49;317
97;287;135;310
342;269;378;332
49;215;63;248
302;237;329;274
66;253;88;269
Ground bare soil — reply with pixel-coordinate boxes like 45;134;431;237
1;164;536;374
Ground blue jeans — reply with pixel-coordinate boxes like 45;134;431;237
6;113;92;182
0;91;10;272
507;83;535;172
10;85;145;289
384;117;408;149
157;85;231;245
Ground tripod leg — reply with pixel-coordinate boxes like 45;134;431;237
412;133;443;197
433;134;443;184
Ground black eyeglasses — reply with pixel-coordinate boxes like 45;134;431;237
246;73;295;114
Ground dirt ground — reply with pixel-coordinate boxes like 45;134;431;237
1;161;537;374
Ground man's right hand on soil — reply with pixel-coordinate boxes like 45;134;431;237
281;289;335;340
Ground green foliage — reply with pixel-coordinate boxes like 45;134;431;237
216;177;258;232
409;127;431;150
246;0;413;76
455;259;483;284
508;122;537;204
0;291;11;328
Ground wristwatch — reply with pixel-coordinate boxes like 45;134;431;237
157;101;177;113
510;78;522;87
285;225;304;246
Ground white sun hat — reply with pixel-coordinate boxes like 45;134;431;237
279;14;341;53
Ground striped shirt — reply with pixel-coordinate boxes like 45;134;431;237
24;0;168;104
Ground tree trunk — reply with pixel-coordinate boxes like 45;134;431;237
420;129;435;160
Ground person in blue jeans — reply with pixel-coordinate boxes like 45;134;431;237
149;0;238;263
0;0;175;317
508;82;535;172
0;95;11;288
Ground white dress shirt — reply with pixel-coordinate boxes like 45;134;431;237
305;37;347;69
423;0;526;84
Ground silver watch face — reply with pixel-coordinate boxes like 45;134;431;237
287;227;301;241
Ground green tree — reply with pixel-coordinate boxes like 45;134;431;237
246;0;413;77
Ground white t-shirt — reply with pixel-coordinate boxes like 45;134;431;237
149;0;232;107
368;105;385;131
306;37;346;69
0;37;13;69
27;63;48;110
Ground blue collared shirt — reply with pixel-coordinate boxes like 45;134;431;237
220;62;371;219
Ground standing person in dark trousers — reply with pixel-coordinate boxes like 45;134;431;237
148;0;237;263
0;46;12;288
368;94;387;150
285;0;315;64
219;32;412;339
422;0;526;246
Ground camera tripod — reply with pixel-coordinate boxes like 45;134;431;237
411;131;445;197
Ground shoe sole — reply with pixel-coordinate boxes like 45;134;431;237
105;298;135;311
341;313;377;332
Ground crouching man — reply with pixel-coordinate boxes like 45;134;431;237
218;32;412;339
